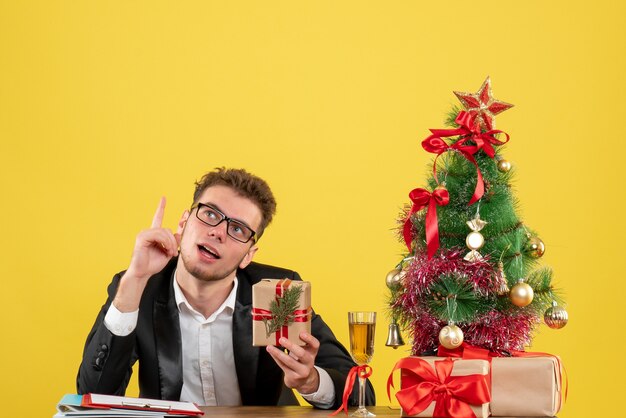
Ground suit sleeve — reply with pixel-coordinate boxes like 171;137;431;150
76;272;138;395
295;272;376;409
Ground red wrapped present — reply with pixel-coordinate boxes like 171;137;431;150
387;356;491;417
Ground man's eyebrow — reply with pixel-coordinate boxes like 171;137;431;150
201;202;253;228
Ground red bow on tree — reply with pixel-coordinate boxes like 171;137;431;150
403;187;449;259
427;111;510;157
387;357;490;418
421;111;510;205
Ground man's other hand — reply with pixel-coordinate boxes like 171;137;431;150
266;332;321;395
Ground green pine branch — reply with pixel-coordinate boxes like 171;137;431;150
445;105;463;127
426;274;494;323
494;267;563;314
263;285;304;337
525;267;563;314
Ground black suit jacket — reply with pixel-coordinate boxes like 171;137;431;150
77;258;375;408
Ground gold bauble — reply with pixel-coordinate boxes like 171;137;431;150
544;301;568;329
497;159;511;172
438;324;464;349
510;280;534;307
385;268;404;290
466;231;485;250
526;236;546;258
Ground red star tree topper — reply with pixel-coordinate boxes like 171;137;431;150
454;76;514;130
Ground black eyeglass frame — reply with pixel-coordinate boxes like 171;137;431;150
190;202;257;244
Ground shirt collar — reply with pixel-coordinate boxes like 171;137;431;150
173;268;238;320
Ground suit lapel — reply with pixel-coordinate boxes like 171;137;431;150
233;271;261;405
154;268;183;400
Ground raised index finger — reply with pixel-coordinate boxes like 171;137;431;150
151;196;166;228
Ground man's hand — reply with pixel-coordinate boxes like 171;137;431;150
126;197;180;280
266;332;321;394
113;197;181;312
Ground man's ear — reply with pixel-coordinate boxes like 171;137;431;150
177;210;190;235
238;245;258;269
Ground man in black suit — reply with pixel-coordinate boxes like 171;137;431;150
77;168;375;409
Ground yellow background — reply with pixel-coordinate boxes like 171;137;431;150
1;1;624;417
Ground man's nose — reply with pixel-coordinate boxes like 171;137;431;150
208;219;228;241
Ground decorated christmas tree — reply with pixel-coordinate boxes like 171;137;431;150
387;77;569;356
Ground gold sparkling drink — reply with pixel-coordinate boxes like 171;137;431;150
347;311;376;417
349;322;375;365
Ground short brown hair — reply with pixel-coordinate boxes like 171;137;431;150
193;167;277;239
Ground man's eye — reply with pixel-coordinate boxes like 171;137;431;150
229;223;246;237
202;208;219;220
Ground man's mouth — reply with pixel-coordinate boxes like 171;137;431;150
198;244;221;259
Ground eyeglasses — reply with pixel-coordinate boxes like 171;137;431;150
191;203;257;243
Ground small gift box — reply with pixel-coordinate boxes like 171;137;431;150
388;356;491;418
490;356;563;416
251;278;311;346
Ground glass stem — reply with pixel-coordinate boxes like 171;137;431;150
358;376;366;410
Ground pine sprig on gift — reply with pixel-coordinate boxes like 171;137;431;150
263;284;304;338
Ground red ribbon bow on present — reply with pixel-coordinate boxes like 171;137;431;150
387;357;490;418
422;111;510;205
403;187;449;259
330;365;372;416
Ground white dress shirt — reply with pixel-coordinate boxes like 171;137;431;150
173;274;241;405
104;272;335;407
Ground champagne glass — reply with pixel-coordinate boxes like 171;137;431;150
348;311;376;417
